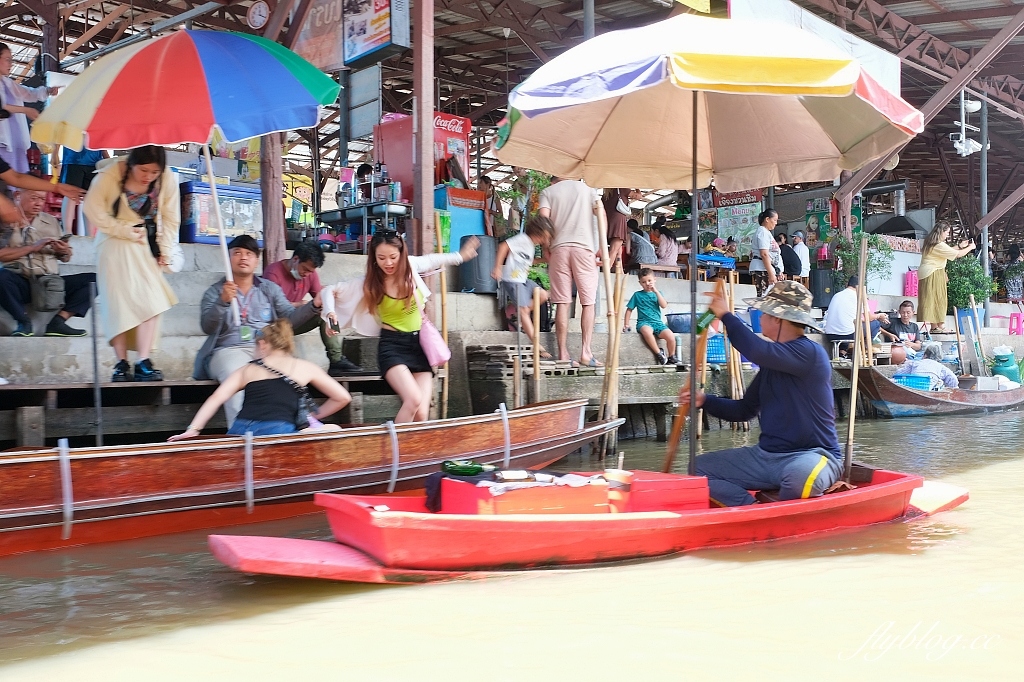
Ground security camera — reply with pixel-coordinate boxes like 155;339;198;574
949;132;963;143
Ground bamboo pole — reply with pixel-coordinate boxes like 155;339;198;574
599;263;625;425
953;307;967;374
532;286;541;403
605;265;628;456
970;294;989;374
434;216;450;418
843;237;870;482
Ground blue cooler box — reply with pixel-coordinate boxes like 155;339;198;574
180;181;263;246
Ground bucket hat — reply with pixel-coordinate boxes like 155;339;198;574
743;280;822;332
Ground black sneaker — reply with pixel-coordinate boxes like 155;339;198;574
656;350;668;365
133;358;163;382
45;316;87;337
112;359;133;382
667;354;681;365
328;357;367;376
10;321;32;337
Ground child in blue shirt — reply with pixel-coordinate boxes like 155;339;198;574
623;268;679;365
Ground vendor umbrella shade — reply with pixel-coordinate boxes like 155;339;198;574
31;30;340;150
494;13;923;193
31;30;340;324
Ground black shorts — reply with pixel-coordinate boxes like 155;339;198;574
377;328;432;376
62;164;98;191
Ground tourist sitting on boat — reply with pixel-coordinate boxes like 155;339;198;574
894;343;958;391
0;190;95;337
262;241;365;377
322;231;479;423
170;319;350;440
679;281;842;506
823;276;888;357
880;300;923;359
193;235;321;428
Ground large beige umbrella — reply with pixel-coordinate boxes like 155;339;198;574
494;13;922;192
495;13;923;475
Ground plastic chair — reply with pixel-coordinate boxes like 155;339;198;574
1010;312;1024;336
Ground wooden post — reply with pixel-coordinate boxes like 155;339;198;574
844;237;870;482
532;286;541;403
16;406;44;447
433;217;450;417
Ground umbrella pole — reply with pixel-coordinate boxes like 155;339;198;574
203;144;240;326
688;90;699;476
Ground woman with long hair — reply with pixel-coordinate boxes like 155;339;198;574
651;223;679;266
917;220;976;333
322;231;479;423
168;319;350;440
84;145;179;381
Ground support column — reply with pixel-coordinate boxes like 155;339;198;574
261;134;286;262
584;0;595;40
41;20;59;74
412;0;435;256
981;99;990;323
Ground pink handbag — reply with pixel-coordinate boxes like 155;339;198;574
419;317;451;367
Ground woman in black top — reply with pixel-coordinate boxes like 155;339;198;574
168;319;350;439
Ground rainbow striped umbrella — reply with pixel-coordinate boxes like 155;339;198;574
31;30;340;150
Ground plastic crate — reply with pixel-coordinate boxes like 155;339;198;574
893;374;931;391
706;334;729;363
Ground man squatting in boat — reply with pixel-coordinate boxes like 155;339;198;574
679;281;843;506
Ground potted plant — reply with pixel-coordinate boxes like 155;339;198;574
830;231;895;291
946;254;995;315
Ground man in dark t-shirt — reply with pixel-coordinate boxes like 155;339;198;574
882;300;923;357
681;281;842;506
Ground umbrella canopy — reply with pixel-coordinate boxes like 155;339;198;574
32;30;340;151
495;14;923;192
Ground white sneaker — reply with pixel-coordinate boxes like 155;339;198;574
0;377;8;385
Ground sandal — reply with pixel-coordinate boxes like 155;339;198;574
581;357;604;367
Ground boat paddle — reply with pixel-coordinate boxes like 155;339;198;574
663;287;718;474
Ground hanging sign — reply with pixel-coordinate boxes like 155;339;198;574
343;0;411;69
292;0;345;73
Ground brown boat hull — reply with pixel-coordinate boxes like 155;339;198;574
0;400;621;556
839;366;1024;418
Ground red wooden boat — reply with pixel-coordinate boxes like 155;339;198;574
838;366;1024;418
0;399;619;556
209;469;969;584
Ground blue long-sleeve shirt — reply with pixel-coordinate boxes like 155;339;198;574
703;313;841;459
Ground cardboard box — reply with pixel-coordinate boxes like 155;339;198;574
625;472;709;512
440;477;609;515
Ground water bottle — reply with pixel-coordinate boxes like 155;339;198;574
695;309;717;333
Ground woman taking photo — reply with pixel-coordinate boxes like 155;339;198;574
168;319;350;440
322;231;479;423
0;42;58;174
84;145;179;381
918;220;975;333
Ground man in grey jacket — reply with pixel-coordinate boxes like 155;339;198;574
194;235;320;426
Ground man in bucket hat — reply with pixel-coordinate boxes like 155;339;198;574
679;281;841;506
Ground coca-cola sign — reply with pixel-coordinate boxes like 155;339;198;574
434;115;467;134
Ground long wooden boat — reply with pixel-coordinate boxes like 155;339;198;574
209;469;969;584
838;366;1024;418
0;399;621;556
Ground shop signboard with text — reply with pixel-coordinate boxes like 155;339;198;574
293;0;345;73
343;0;410;69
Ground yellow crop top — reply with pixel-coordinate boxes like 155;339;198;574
378;295;422;332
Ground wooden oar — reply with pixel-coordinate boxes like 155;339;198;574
969;294;989;375
952;307;967;374
843;237;869;483
663;328;708;474
663;279;724;473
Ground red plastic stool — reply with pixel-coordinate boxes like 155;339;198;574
1009;313;1024;336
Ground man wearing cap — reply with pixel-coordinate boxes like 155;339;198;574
679;281;842;506
194;235;321;426
791;230;810;280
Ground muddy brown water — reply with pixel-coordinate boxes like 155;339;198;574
0;413;1020;680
